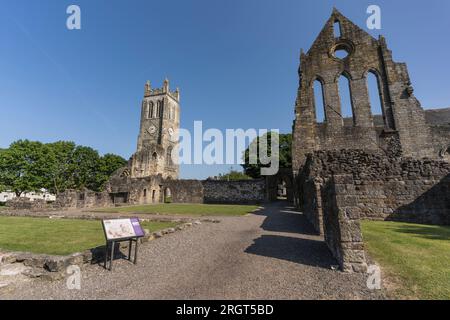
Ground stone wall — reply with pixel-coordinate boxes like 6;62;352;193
299;149;450;235
53;176;267;209
5;198;49;211
338;172;450;225
54;189;113;209
164;179;204;204
202;179;266;204
322;175;368;273
292;9;436;174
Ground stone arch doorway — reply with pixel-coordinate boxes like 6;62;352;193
277;178;288;200
266;168;294;203
164;187;172;203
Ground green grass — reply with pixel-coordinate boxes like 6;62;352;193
94;203;260;216
0;216;178;256
361;220;450;300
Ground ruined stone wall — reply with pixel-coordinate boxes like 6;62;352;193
292;9;435;174
299;149;450;233
54;189;113;209
322;175;368;273
340;172;450;225
55;175;267;209
5;198;49;211
163;180;204;204
429;125;450;159
202;179;266;204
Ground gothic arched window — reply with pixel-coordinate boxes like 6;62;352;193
367;71;384;117
166;147;173;166
148;101;154;118
338;73;354;123
313;79;326;123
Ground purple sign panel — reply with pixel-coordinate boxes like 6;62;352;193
130;218;145;237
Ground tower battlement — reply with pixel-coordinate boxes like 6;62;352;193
144;79;180;101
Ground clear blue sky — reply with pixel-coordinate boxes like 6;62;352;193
1;0;449;179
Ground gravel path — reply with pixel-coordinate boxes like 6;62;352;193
0;202;384;300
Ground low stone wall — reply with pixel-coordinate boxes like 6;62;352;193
0;221;204;281
163;179;204;203
51;177;267;209
202;179;266;204
337;173;450;225
296;149;450;272
298;149;450;232
322;175;367;273
54;189;113;209
5;198;50;211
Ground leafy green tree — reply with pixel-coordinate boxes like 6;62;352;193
69;146;101;191
95;153;127;190
242;132;292;179
0;139;129;194
46;141;76;194
0;140;50;196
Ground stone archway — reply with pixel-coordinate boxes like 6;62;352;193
164;187;172;203
266;168;294;203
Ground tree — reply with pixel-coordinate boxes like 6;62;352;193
0;140;50;196
95;153;127;190
217;169;251;181
69;146;101;191
242;132;292;179
46;141;76;194
0;139;129;194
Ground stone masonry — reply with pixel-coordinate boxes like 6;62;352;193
292;9;450;272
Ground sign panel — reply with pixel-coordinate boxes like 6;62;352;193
102;218;144;241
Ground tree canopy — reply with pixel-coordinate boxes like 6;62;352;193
242;132;292;179
0;140;127;196
216;169;251;181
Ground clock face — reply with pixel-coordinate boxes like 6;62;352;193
168;128;174;136
147;126;156;135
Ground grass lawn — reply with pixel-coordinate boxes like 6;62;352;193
361;220;450;300
0;216;178;256
94;203;260;216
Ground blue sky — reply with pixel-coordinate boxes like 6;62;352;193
1;0;449;179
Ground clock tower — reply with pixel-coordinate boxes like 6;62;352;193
130;79;180;179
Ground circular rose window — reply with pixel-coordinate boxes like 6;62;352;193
330;41;354;60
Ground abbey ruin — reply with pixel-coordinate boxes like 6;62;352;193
39;9;450;273
292;8;450;272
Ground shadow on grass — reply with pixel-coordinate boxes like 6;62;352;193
390;224;450;241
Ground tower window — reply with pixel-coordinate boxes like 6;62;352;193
156;102;161;118
367;71;384;117
333;20;342;38
148;101;154;118
338;73;354;123
166;147;173;166
313;79;326;123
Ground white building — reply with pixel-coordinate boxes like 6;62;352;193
0;188;56;203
